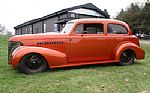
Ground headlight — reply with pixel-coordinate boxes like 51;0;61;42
8;41;23;61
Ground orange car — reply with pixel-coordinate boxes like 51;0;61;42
8;18;145;74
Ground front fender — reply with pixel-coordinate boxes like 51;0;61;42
114;42;145;60
12;46;67;69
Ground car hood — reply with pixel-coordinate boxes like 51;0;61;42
9;33;66;42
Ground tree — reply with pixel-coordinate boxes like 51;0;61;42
6;30;12;35
116;3;141;34
0;24;6;35
0;24;3;33
116;1;150;35
116;8;125;20
140;2;150;34
0;23;12;35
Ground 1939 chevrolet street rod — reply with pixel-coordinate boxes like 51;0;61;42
8;19;145;74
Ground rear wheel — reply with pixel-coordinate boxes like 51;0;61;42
19;53;48;74
119;50;135;66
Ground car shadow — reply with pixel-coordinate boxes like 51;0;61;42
47;61;143;73
47;62;118;72
16;61;143;74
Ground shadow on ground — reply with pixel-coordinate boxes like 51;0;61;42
47;61;143;72
48;63;118;72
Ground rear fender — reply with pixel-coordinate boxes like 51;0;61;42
114;42;145;60
11;46;67;69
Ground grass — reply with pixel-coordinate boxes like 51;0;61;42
0;35;150;93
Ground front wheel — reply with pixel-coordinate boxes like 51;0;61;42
119;50;135;66
18;53;48;74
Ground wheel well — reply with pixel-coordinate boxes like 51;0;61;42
19;52;49;68
123;49;136;58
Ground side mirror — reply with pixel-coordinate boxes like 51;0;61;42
82;31;87;34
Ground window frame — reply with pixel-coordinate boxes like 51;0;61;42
107;23;129;35
73;23;105;35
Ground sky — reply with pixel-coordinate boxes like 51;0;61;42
0;0;146;34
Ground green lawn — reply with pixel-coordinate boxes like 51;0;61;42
0;35;150;93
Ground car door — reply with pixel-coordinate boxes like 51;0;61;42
106;23;130;55
67;23;112;63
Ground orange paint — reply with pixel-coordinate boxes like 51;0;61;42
8;18;145;69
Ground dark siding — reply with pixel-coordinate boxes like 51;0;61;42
27;25;32;34
59;24;66;31
22;26;28;34
33;22;42;34
15;28;22;35
15;30;17;35
18;28;22;35
43;17;59;32
15;29;18;35
59;14;67;19
43;19;50;32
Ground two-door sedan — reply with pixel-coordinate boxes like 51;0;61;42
8;18;145;74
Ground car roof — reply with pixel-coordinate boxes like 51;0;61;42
68;18;126;24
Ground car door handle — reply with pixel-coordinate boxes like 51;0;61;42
69;38;72;41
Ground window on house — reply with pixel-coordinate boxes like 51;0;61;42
35;25;38;33
54;23;58;32
20;31;22;34
26;27;28;34
22;27;26;34
17;29;21;35
44;23;47;33
108;24;128;34
71;13;76;18
16;30;18;35
75;24;104;34
29;27;32;34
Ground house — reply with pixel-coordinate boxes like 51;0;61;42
14;3;110;35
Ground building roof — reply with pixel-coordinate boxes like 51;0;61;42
14;3;110;29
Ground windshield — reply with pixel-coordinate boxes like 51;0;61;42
61;22;74;33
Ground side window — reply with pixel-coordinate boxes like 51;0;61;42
108;24;128;34
75;24;84;34
75;24;104;34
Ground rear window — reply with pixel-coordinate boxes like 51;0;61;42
108;24;128;34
